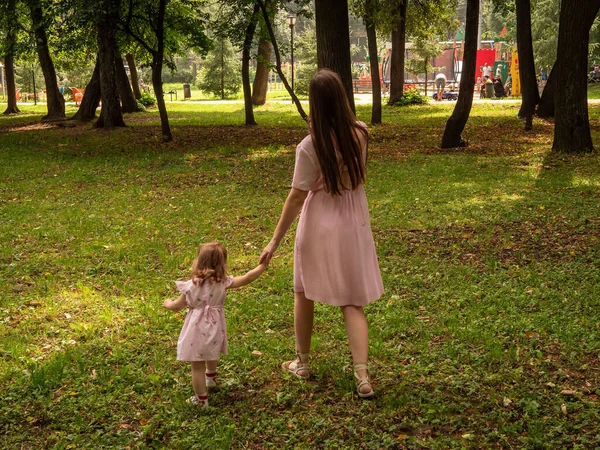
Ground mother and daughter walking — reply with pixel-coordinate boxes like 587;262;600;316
164;69;384;407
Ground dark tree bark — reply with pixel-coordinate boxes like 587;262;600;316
115;54;138;113
516;0;539;130
315;0;355;113
441;0;479;148
28;0;65;121
251;38;272;106
3;0;20;115
150;0;172;142
126;53;142;99
252;0;275;106
71;57;101;122
257;0;307;120
94;0;126;128
242;3;260;126
536;60;556;118
552;0;600;152
365;0;381;124
389;0;407;105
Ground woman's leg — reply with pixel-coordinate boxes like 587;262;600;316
294;292;314;355
191;361;207;395
341;305;371;394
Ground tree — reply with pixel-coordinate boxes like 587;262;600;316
441;0;479;148
95;0;126;128
27;0;66;121
515;0;539;131
365;0;382;124
115;53;139;113
552;0;600;153
536;60;555;118
241;4;260;125
315;0;355;112
1;0;21;115
251;0;276;106
125;53;143;100
71;57;102;122
405;36;444;96
197;38;242;99
387;0;407;105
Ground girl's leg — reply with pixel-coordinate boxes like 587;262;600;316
191;361;207;395
341;305;371;394
205;359;218;387
294;292;314;355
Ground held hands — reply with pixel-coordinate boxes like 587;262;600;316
259;240;278;266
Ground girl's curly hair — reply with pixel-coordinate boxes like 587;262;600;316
191;242;228;285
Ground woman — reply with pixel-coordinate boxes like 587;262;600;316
260;69;384;398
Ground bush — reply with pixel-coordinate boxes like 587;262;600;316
394;88;428;106
138;93;156;107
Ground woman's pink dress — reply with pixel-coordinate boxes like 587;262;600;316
292;126;384;306
175;276;233;361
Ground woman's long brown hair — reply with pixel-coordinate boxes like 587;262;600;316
308;69;367;195
191;242;228;285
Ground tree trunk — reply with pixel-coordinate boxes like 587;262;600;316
94;0;126;128
3;0;20;115
242;3;260;126
115;54;139;113
126;53;142;99
315;0;355;112
251;38;272;106
28;0;65;121
71;57;101;122
516;0;539;130
258;0;307;120
152;0;172;142
552;0;600;153
389;0;407;105
441;0;479;148
365;0;381;124
252;0;275;106
221;39;225;100
536;60;556;118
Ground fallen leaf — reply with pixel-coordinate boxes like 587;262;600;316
139;419;148;426
503;397;512;406
251;350;263;356
65;313;71;319
561;389;576;396
561;403;567;415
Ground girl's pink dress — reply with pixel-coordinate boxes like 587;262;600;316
175;276;233;361
292;124;384;306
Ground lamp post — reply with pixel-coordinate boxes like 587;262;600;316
288;14;296;102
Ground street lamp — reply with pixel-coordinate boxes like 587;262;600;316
288;14;296;102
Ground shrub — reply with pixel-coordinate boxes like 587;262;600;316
139;93;156;107
394;88;428;106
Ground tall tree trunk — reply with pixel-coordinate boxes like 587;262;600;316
71;57;101;122
126;53;142;99
251;38;272;106
516;0;539;130
242;3;260;126
536;60;556;118
365;0;381;124
115;54;138;113
441;0;479;148
28;0;65;121
315;0;355;112
3;0;20;115
552;0;600;153
258;0;307;120
389;0;407;105
151;0;172;142
252;0;275;106
95;0;126;128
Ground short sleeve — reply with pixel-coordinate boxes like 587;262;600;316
292;142;319;191
175;280;195;306
223;275;234;288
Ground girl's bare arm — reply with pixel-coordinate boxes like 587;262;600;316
163;293;187;311
230;263;268;289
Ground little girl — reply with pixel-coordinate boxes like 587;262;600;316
163;242;267;407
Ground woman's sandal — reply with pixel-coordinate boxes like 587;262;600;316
353;363;375;398
282;352;310;379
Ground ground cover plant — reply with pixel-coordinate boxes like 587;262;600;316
1;102;600;449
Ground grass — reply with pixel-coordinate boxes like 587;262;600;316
1;101;600;449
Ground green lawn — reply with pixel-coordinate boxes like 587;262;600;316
1;102;600;449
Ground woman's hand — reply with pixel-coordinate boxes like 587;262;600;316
260;240;278;266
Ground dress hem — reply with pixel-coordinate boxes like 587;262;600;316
294;289;383;307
